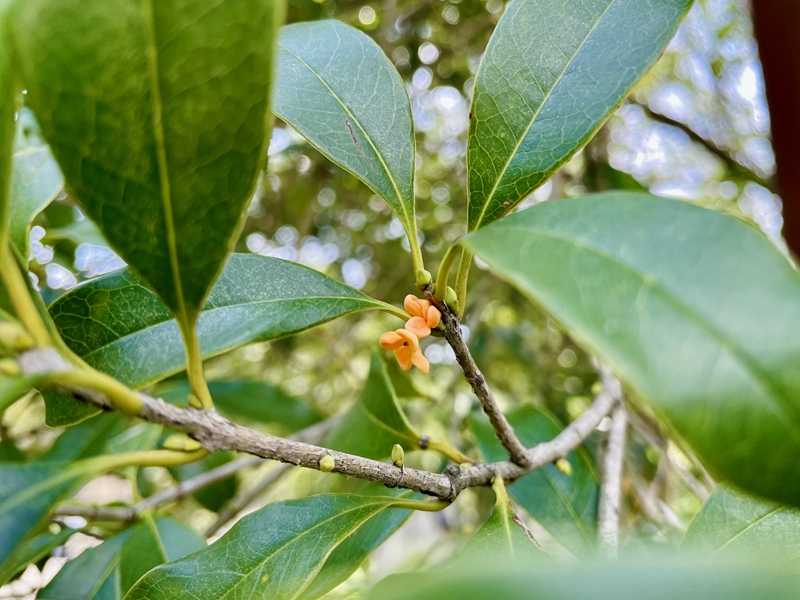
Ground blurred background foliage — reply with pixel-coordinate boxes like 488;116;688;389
3;0;779;597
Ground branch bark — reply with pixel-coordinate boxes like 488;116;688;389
597;369;627;560
424;291;530;466
19;347;614;501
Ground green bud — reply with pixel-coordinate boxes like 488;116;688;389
163;434;203;452
415;268;433;289
187;393;203;409
555;457;573;476
444;286;458;307
0;359;21;376
0;322;36;352
319;454;335;472
391;443;404;468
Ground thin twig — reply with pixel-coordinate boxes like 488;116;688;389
424;291;530;466
19;347;613;500
597;368;627;561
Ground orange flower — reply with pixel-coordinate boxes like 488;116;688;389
379;295;442;375
379;329;429;374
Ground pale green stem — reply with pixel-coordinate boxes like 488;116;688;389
0;241;51;347
78;448;209;474
44;368;144;416
179;319;213;409
389;497;451;512
404;220;425;277
426;439;474;465
454;248;473;316
378;303;412;323
433;244;461;301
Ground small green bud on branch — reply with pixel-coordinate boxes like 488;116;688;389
319;454;335;472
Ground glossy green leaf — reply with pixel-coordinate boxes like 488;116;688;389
42;412;128;462
170;451;238;513
39;516;205;600
326;353;420;460
368;562;800;600
8;0;285;326
462;192;800;506
9;145;63;256
125;494;407;600
466;0;692;230
0;5;16;239
459;478;544;566
298;492;412;600
682;485;800;569
157;379;324;432
106;422;163;455
44;254;390;426
0;461;86;570
0;527;75;586
472;406;597;555
274;21;417;243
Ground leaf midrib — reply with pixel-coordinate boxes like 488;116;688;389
276;43;413;226
215;498;392;600
74;294;383;359
471;0;616;230
479;225;800;443
141;0;188;324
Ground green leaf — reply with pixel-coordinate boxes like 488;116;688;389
125;494;407;600
169;451;238;513
0;527;75;586
325;353;420;460
45;254;390;426
466;0;692;230
8;0;285;326
459;478;544;566
368;562;800;600
106;422;163;454
157;379;324;432
274;21;419;260
9;144;63;257
461;192;800;506
471;406;597;556
42;412;128;462
682;485;800;570
0;5;17;240
0;461;86;571
298;493;412;600
39;515;205;600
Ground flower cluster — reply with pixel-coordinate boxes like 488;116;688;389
379;295;442;374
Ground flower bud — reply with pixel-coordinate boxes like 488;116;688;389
0;322;36;352
555;457;572;476
444;286;458;307
319;454;335;472
0;359;21;376
391;443;404;468
187;393;203;409
415;268;432;289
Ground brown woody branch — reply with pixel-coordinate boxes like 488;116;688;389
424;289;531;467
18;347;614;501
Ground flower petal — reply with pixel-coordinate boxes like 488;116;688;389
405;316;431;338
404;294;424;317
395;346;413;370
379;331;405;350
395;328;420;352
426;306;442;328
411;349;430;375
